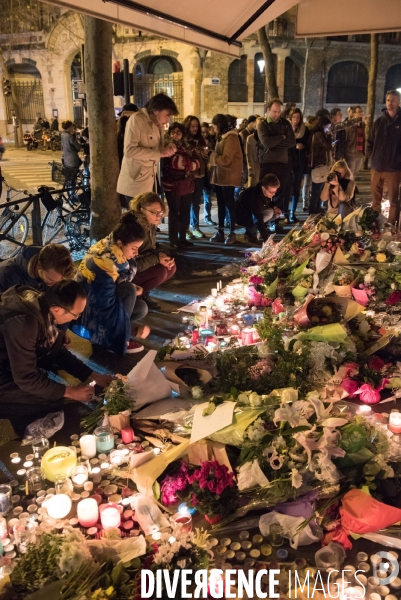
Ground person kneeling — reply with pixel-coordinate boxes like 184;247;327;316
0;280;112;420
235;174;281;244
129;192;176;311
320;160;356;218
0;243;74;293
73;212;149;355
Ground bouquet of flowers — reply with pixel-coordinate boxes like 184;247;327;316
357;206;382;234
340;356;394;404
306;299;343;326
81;377;134;432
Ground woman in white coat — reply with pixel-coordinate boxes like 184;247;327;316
117;93;178;203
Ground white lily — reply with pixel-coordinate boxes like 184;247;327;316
291;468;303;489
273;403;309;427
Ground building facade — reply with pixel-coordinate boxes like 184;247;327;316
1;5;401;138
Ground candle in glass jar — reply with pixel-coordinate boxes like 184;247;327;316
100;503;121;529
79;435;97;458
121;428;134;444
172;511;192;534
77;498;99;527
241;327;254;346
389;413;401;434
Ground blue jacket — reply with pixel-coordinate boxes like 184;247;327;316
72;235;136;355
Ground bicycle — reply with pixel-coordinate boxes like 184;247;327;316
0;175;91;260
0;178;30;259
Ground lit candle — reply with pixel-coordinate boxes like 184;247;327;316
241;327;255;346
94;427;115;453
121;428;134;444
389;413;401;434
77;498;99;527
358;406;372;416
172;510;192;533
211;288;218;297
79;435;97;459
90;467;102;483
41;447;77;483
109;450;124;467
45;494;72;520
99;503;121;529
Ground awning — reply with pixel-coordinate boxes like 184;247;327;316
296;0;401;37
43;0;301;56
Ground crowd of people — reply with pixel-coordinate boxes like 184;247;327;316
0;89;400;424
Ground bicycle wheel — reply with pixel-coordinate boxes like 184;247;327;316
42;208;64;244
0;212;29;259
65;209;91;251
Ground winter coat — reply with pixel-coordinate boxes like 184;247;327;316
209;129;243;187
161;141;200;195
310;132;332;169
0;246;45;293
367;107;401;172
256;117;296;164
73;235;138;355
0;286;92;400
236;183;277;242
246;132;261;187
117;109;163;197
61;131;81;168
289;123;309;174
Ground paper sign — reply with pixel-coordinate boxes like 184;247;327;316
190;401;236;443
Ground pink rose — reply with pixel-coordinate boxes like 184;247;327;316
356;383;381;404
272;298;284;314
341;378;359;397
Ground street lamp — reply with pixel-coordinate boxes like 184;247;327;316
257;59;265;74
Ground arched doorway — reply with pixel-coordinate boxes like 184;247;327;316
71;53;84;127
4;60;45;125
326;61;368;104
133;55;183;117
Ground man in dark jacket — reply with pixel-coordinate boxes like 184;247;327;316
0;280;112;419
256;99;296;228
236;174;281;243
0;244;74;293
368;90;401;224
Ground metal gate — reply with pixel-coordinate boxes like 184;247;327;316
5;80;46;124
134;73;183;117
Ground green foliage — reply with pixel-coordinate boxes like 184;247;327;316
11;533;63;596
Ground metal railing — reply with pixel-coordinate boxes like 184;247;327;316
5;80;45;124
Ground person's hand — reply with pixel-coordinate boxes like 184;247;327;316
159;253;175;269
296;143;305;150
64;385;94;401
273;207;282;216
160;145;176;158
282;135;287;140
90;372;114;388
134;284;143;296
329;174;338;186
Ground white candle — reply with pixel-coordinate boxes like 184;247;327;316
79;435;97;459
100;503;121;529
389;413;401;434
72;473;87;486
77;498;99;527
45;494;72;520
211;288;218;297
358;405;372;416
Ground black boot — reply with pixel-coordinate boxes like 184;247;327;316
142;293;161;311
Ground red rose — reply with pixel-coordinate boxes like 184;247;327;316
368;356;385;371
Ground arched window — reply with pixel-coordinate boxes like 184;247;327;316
228;55;247;102
284;57;301;103
6;61;45;124
326;61;368;104
384;64;401;100
253;52;277;103
151;58;174;75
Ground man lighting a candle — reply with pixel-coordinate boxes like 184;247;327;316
0;280;112;425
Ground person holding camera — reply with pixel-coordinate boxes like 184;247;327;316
320;160;356;218
235;173;281;244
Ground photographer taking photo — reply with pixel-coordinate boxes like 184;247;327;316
320;160;356;217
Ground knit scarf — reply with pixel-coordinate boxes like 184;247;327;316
356;124;365;153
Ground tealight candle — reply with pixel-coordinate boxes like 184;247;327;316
71;466;89;489
79;435;97;459
90;467;102;483
99;503;121;529
358;406;372;416
121;428;134;444
77;498;99;527
389;413;401;434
